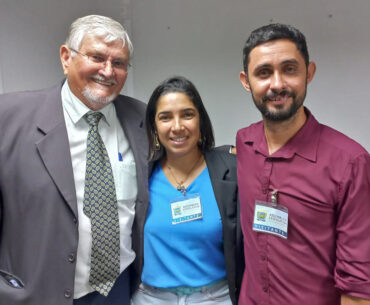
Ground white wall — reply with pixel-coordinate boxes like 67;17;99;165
0;65;3;94
130;0;370;151
1;0;369;151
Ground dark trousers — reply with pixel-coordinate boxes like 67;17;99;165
73;268;130;305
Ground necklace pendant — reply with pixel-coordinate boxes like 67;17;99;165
177;184;186;195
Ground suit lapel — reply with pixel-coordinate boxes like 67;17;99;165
35;83;78;217
205;150;227;204
204;150;237;219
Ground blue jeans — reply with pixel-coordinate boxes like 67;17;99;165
131;280;232;305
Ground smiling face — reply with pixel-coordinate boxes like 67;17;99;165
240;39;316;122
60;35;129;110
155;92;201;159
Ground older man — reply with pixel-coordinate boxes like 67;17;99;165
0;15;148;305
237;23;370;305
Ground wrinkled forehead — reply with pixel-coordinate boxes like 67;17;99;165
79;34;125;51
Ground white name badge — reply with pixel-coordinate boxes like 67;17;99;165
253;200;288;239
170;194;203;225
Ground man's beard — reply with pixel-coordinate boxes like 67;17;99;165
82;75;118;106
251;87;307;122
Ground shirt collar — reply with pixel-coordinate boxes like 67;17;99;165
61;81;115;126
242;108;321;162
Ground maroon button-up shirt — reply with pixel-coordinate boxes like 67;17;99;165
236;109;370;305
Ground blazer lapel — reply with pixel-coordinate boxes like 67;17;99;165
35;83;78;217
204;150;237;219
205;150;227;203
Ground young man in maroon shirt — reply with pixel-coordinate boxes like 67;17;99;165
237;23;370;305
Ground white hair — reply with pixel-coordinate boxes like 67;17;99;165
65;15;133;58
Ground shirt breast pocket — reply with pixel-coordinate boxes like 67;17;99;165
116;161;137;201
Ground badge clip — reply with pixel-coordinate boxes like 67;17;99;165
271;189;278;206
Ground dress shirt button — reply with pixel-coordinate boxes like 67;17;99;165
64;289;72;298
261;255;266;261
263;286;268;293
73;217;77;224
68;253;75;263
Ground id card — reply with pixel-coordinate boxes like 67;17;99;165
253;200;288;239
170;193;203;225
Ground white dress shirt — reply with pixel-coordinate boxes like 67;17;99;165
61;81;137;298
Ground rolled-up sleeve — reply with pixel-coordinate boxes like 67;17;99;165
335;153;370;299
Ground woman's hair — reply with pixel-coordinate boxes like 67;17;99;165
146;76;215;161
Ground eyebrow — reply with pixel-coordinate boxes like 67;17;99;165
254;63;271;71
254;59;300;71
85;48;127;60
181;108;196;112
157;108;196;115
281;59;299;65
157;111;171;115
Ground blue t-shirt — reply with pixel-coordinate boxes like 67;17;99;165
141;163;226;288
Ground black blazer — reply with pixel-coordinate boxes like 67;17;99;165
132;149;244;305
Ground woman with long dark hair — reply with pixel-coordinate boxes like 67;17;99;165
132;76;243;305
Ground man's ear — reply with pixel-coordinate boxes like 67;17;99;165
60;45;72;75
239;71;251;92
306;61;316;84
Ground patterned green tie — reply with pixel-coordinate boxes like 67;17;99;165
83;112;120;296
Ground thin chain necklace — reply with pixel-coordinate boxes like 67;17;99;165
166;154;204;195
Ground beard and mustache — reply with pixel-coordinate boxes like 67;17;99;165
251;87;307;122
82;75;119;106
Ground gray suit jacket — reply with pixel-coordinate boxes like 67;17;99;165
0;82;149;305
132;149;244;305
